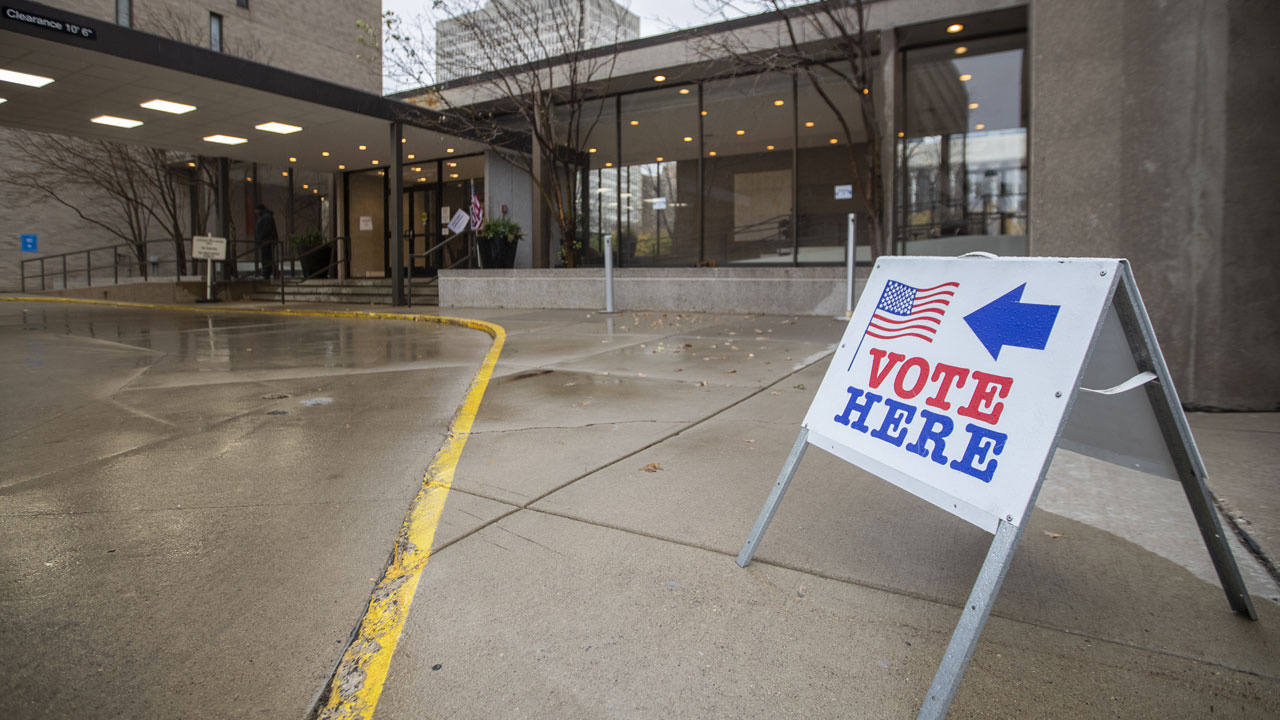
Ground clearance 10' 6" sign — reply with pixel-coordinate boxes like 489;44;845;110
802;256;1109;532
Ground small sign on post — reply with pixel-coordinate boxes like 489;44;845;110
736;256;1257;719
192;235;226;303
447;209;470;235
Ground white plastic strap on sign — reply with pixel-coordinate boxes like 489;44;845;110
736;255;1256;720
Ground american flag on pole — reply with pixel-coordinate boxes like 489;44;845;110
469;181;483;230
865;280;959;343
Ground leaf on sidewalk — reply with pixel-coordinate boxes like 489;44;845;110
640;462;662;473
1043;531;1064;539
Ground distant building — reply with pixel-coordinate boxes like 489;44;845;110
435;0;640;82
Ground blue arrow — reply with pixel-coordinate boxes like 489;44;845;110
963;283;1060;360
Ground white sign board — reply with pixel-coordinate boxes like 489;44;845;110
651;197;668;211
191;235;227;260
447;209;470;235
359;216;373;231
803;256;1117;532
834;184;853;200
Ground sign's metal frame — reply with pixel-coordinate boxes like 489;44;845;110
736;259;1256;719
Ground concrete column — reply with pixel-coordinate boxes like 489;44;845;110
390;122;404;304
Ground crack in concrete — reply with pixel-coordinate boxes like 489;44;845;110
469;419;682;435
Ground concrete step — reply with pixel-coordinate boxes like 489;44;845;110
245;279;437;306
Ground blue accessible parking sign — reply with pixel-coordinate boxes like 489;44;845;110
21;234;38;252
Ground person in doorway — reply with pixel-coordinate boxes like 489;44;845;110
254;203;279;280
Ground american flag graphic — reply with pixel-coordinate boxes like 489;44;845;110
866;280;959;343
469;181;483;230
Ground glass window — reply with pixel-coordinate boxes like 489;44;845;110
898;34;1028;256
210;13;223;53
116;0;131;27
617;86;698;266
796;63;870;264
237;0;249;9
702;73;795;266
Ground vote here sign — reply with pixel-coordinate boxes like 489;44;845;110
803;257;1119;533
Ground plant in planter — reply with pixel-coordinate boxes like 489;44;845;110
477;216;523;269
290;229;332;278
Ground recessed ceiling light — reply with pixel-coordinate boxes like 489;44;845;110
378;171;385;176
774;99;785;106
338;164;346;170
140;99;196;114
412;166;422;172
701;110;707;116
736;129;745;135
246;176;253;182
313;189;318;194
683;136;692;142
401;137;407;143
302;184;309;189
653;74;666;82
203;134;246;145
947;23;964;33
446;147;455;153
281;171;289;177
604;162;613;167
969;102;979;109
0;98;6;104
322;151;330;157
629;120;639;126
862;88;869;95
656;156;663;162
289;157;297;162
0;68;54;88
450;173;459;178
371;159;379;165
829;138;838;144
407;154;415;159
708;151;716;156
975;123;985;130
589;147;597;153
447;162;457;167
954;46;968;55
766;145;775;150
959;74;972;82
804;121;815;128
358;144;367;150
187;161;196;167
418;177;426;182
91;115;142;128
678;88;690;95
255;121;302;134
898;131;905;138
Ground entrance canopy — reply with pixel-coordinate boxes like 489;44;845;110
0;1;485;172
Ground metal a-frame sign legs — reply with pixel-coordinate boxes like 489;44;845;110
736;259;1256;719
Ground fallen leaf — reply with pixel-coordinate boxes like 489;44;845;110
726;369;737;374
1043;531;1064;539
697;380;707;387
745;439;755;444
794;384;806;390
641;462;662;473
578;401;592;407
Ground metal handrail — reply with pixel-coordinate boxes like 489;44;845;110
20;237;196;292
405;231;474;308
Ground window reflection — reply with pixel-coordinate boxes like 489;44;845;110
898;35;1028;256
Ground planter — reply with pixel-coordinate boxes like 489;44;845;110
300;245;333;278
478;235;518;269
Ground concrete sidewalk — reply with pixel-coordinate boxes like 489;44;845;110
2;298;1276;718
365;306;1279;719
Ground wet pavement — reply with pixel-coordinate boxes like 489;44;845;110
2;299;1278;719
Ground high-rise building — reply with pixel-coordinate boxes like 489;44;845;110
435;0;640;82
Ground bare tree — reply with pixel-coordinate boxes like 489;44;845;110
696;0;888;259
374;0;632;267
139;4;275;65
0;135;155;274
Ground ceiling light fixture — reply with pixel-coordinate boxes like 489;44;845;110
450;173;459;178
358;145;367;150
969;102;979;109
446;147;455;153
630;120;639;126
679;88;690;95
407;154;415;159
804;121;815;128
371;159;379;165
338;164;346;170
322;151;330;157
90;115;143;129
656;156;663;162
255;121;301;134
975;123;985;130
829;138;838;144
187;161;196;167
947;23;964;33
281;171;289;177
140;99;196;114
708;151;716;156
289;156;297;162
954;46;968;55
774;99;785;106
701;110;707;116
589;147;597;153
959;74;972;82
683;136;692;142
604;162;613;167
0;68;54;88
898;131;905;138
653;74;666;82
203;134;247;145
447;162;457;167
736;129;745;135
412;166;422;172
302;184;309;189
766;145;775;150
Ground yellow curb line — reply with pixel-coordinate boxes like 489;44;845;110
3;296;505;720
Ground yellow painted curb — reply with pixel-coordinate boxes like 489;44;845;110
3;296;504;720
